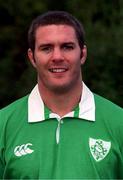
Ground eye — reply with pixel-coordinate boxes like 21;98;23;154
62;44;74;51
40;46;52;53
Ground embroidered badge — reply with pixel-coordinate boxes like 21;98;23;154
89;137;111;162
14;143;34;157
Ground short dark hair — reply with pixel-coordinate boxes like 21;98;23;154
28;11;85;52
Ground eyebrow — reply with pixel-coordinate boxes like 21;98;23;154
39;42;75;47
61;42;75;46
39;43;52;47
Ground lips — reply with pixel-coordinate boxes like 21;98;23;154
49;68;68;73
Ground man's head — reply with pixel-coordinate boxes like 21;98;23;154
27;11;87;94
28;11;85;52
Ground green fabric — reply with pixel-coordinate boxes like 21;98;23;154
0;94;123;179
73;104;79;117
44;104;51;120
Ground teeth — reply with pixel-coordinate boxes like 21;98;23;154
50;68;67;73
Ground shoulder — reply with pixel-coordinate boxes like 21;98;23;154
94;93;123;114
0;95;28;114
93;94;123;155
0;95;29;127
94;93;123;133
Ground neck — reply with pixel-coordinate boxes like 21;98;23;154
38;81;83;117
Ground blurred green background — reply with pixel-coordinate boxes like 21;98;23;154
0;0;123;108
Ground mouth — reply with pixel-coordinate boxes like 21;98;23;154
49;68;68;73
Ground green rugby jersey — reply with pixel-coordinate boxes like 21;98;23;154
0;84;123;179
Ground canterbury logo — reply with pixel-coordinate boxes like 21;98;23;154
14;143;34;157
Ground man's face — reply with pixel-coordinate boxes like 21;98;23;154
28;24;87;93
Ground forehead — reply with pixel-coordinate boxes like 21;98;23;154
35;24;78;43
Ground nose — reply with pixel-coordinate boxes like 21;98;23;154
51;47;64;62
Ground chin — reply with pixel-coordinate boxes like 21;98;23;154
49;83;72;94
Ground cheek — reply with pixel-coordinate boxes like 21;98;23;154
73;58;82;72
34;53;50;66
34;55;45;68
69;50;82;62
71;55;82;67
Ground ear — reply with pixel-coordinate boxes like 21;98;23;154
80;45;87;65
27;48;36;68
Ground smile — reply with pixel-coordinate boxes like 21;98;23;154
49;68;68;73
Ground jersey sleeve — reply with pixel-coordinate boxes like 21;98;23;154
118;118;123;178
0;110;5;179
0;155;4;179
114;108;123;178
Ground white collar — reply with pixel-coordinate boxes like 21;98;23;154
28;82;95;122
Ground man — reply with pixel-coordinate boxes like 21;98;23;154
0;11;123;179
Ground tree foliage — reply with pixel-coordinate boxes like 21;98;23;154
0;0;123;107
